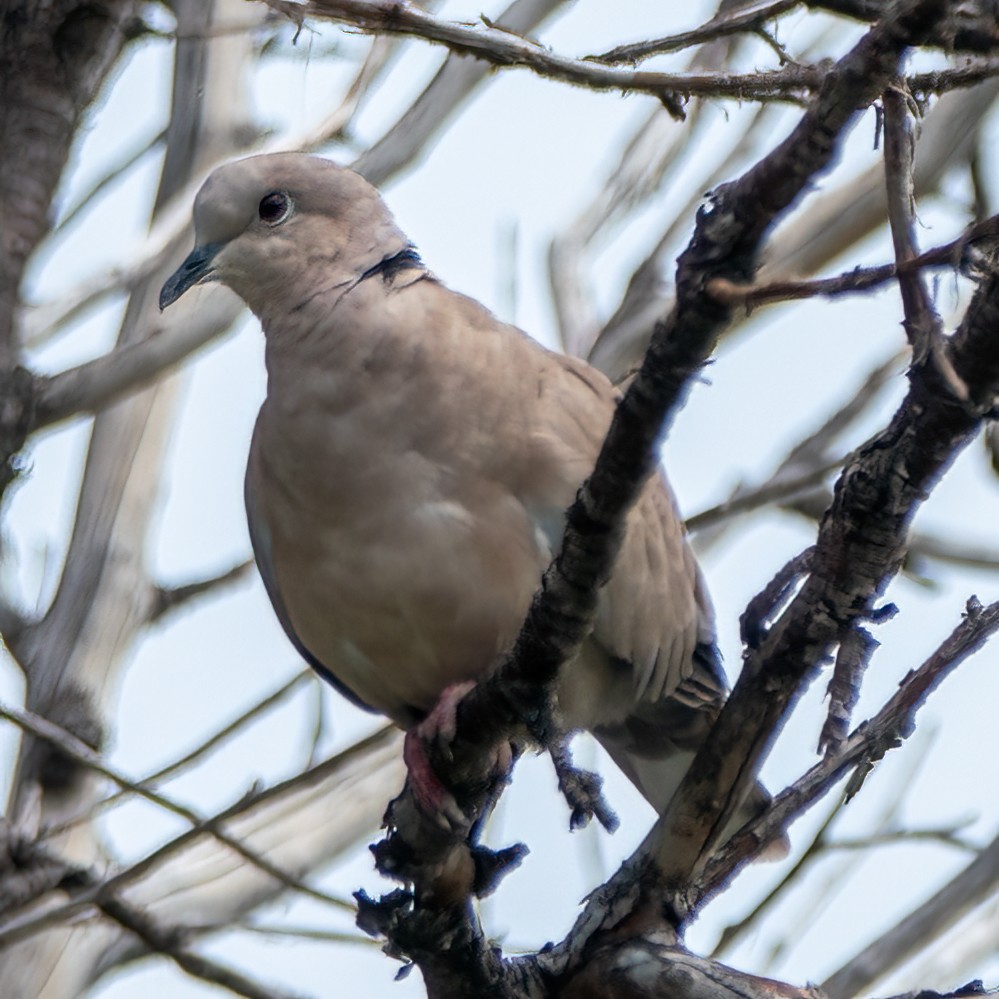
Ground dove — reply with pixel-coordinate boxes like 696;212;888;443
160;153;777;842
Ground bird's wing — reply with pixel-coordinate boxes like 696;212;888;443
521;350;716;716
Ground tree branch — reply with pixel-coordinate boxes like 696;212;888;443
822;830;999;997
708;213;999;309
810;0;999;53
353;0;572;185
699;597;999;900
147;558;254;623
265;0;835;108
0;702;352;916
39;670;315;842
0;726;401;953
649;238;999;916
592;0;803;64
97;892;306;999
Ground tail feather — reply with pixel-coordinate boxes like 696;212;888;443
594;642;789;860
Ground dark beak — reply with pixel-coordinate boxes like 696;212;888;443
159;243;221;310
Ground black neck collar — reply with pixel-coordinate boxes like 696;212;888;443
360;245;423;284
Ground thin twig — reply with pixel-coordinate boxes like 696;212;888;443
148;558;255;622
883;79;939;359
708;213;999;308
701;597;999;900
240;921;377;946
38;670;316;842
0;703;351;914
0;729;396;950
824;827;979;853
685;454;845;534
98;892;307;999
591;0;802;64
51;129;167;242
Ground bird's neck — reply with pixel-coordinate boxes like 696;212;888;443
259;259;434;410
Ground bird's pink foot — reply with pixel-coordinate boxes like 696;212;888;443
403;681;478;828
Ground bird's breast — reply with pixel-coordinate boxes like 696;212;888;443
249;367;548;722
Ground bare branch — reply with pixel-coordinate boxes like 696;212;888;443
39;670;316;841
708;213;999;308
810;0;999;53
269;0;999;115
354;0;572;186
148;558;254;623
592;0;802;64
883;80;938;356
593;80;999;381
822;830;999;997
0;600;29;666
819;624;880;755
0;1;138;366
718;731;939;961
823;827;978;853
266;0;833;108
712;797;846;960
551;4;765;357
700;597;999;901
654;249;999;906
0;702;355;915
557;935;827;999
51;129;167;242
240;921;375;946
0;726;401;951
32;281;243;428
98;892;307;999
686;454;845;534
730;733;940;968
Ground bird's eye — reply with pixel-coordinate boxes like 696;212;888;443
258;191;292;226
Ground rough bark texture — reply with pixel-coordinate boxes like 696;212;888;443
0;1;140;492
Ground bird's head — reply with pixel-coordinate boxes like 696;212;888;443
159;153;410;316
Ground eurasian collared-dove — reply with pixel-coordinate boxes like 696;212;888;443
160;153;772;834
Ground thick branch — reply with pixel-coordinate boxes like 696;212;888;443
0;1;140;362
810;0;999;53
32;279;243;428
266;0;833;107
